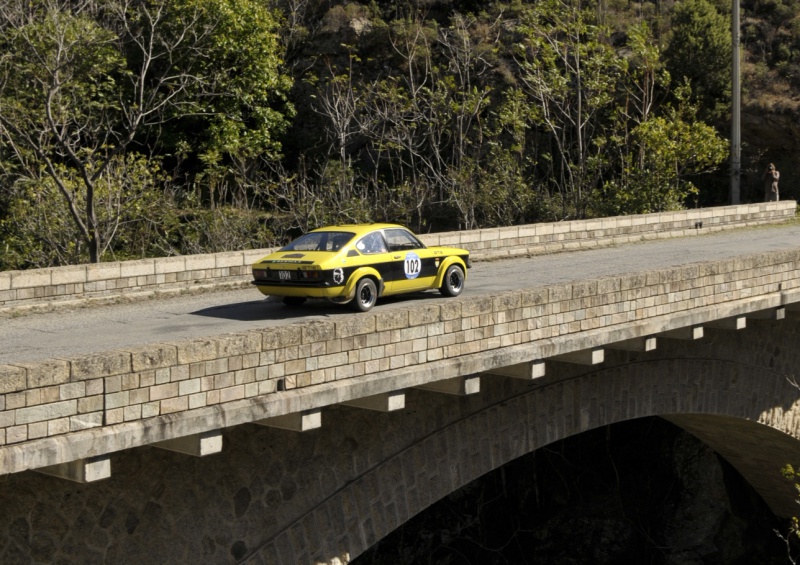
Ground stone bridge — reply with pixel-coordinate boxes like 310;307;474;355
2;204;800;563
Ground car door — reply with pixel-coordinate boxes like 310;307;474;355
352;231;393;286
384;228;437;293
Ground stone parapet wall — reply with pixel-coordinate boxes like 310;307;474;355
1;244;799;471
0;202;795;314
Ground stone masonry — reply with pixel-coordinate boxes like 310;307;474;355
0;318;799;564
1;243;800;477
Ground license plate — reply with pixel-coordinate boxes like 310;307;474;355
278;270;292;280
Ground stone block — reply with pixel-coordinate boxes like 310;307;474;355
124;405;142;421
86;262;121;282
572;280;598;299
119;259;155;278
78;395;103;414
0;365;26;394
175;338;219;364
215;251;244;268
335;316;377;339
408;304;442;326
71;352;131;380
220;385;245;403
69;412;103;432
121;373;140;390
141;402;160;419
262;325;303;349
27;388;55;408
189;363;206;379
155;256;186;274
0;410;14;428
179;379;201;397
15;399;77;424
492;293;521;313
6;425;27;443
168;366;188;383
0;288;16;302
129;388;150;405
160;396;188;414
376;309;409;331
106;391;130;410
218;333;262;357
0;272;10;292
60;382;86;400
6;392;25;410
188;392;207;409
205;358;229;376
301;320;336;344
150;382;179;401
51;265;87;285
40;386;61;406
28;421;48;439
127;344;179;371
17;359;71;388
11;269;51;289
461;296;493;317
185;254;216;272
48;417;70;436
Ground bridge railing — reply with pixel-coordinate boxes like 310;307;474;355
0;202;795;314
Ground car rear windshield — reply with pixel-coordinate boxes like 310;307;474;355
281;231;355;252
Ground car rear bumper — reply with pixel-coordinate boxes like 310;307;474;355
252;282;345;299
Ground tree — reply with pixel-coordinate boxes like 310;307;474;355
780;464;800;563
663;0;732;120
0;0;292;265
515;0;626;218
601;84;729;214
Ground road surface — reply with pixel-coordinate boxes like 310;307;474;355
2;223;798;365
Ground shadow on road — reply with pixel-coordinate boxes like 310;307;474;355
190;292;444;321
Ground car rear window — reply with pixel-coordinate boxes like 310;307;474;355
281;231;355;252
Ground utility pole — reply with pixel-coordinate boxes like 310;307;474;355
730;0;741;204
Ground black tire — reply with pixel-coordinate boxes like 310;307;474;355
440;265;464;297
352;278;378;312
282;296;307;307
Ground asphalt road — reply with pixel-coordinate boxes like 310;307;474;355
2;223;799;365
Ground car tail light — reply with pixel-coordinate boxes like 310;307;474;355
253;269;267;279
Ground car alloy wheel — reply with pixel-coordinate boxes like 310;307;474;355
440;265;464;297
353;278;378;312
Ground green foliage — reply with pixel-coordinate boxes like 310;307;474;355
0;153;174;269
166;0;294;163
0;0;294;265
780;463;800;558
600;85;728;214
515;0;627;217
0;0;755;267
663;0;732;120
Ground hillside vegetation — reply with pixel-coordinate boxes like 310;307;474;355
1;0;798;269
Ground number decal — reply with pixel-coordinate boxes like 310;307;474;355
404;252;421;279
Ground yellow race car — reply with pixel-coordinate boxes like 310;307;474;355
252;224;470;312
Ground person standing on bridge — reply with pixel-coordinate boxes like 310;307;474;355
762;163;780;201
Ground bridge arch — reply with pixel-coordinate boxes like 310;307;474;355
2;321;800;564
247;320;800;564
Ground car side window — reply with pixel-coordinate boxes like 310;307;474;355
384;228;424;252
355;232;388;254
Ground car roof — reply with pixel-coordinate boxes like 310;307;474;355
310;223;406;236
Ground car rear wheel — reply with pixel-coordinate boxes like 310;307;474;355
282;296;307;307
440;265;464;297
352;278;378;312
